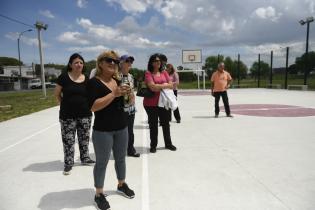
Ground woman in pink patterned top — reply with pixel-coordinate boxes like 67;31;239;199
143;53;177;153
166;63;181;123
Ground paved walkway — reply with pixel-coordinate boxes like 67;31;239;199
1;88;315;210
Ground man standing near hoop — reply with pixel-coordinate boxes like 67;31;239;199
211;62;233;118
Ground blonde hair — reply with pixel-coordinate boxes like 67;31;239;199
95;50;120;79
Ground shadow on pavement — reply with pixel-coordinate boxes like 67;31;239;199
134;124;149;129
192;116;214;119
23;160;63;172
38;188;95;210
134;146;150;155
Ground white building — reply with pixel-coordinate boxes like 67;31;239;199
0;65;61;91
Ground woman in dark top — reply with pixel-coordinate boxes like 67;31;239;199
54;53;95;176
87;50;135;210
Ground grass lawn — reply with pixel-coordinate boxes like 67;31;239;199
0;89;58;122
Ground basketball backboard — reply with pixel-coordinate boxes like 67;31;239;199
182;50;202;64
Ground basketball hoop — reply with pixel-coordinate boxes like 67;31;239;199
188;55;195;62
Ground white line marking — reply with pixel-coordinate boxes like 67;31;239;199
142;113;150;210
0;123;58;153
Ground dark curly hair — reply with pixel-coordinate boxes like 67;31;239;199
159;54;167;63
66;53;85;72
147;53;163;73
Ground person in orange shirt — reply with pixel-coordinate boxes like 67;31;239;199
210;62;233;118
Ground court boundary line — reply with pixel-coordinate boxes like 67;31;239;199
141;114;150;210
0;123;58;153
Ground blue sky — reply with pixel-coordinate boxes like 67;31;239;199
0;0;315;70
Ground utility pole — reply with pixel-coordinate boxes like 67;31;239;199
35;21;48;97
299;16;314;85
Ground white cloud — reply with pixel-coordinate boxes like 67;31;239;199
160;1;186;20
75;18;172;48
77;0;88;8
196;7;204;13
68;45;108;52
5;32;48;48
57;32;90;45
253;6;282;22
120;35;170;48
39;10;55;19
115;16;140;33
306;0;315;13
247;43;283;55
222;19;235;34
77;18;120;40
106;0;148;14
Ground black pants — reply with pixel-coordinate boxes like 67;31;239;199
213;91;231;116
144;106;173;149
167;90;181;122
172;90;181;121
127;113;136;154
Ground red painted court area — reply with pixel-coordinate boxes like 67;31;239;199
225;104;315;117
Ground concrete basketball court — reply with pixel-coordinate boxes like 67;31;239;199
0;88;315;210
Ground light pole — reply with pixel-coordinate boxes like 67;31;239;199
35;21;48;97
299;16;314;85
18;29;32;90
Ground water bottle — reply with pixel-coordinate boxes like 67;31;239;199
121;75;130;104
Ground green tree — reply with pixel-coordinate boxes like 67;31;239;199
295;51;315;74
177;68;197;82
0;57;22;66
224;56;234;75
130;68;145;87
44;63;65;70
203;55;224;77
289;63;298;74
232;60;248;80
84;60;96;75
203;55;248;80
250;61;270;79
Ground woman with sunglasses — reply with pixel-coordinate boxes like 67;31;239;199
54;53;95;176
87;50;135;210
119;54;140;158
144;53;177;153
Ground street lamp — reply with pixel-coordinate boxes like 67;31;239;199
18;29;32;90
299;16;314;85
35;21;48;97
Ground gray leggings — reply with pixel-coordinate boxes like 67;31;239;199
92;127;128;188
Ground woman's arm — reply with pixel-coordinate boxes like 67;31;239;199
91;92;116;112
54;84;62;104
146;71;173;91
91;85;129;112
147;81;172;91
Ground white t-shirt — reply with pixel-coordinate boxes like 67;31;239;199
89;68;96;79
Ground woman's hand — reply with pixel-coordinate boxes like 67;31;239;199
163;82;173;89
112;85;131;97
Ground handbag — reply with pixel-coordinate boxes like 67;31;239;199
136;86;155;97
136;72;155;98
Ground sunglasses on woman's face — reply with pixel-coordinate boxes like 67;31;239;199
101;57;120;65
